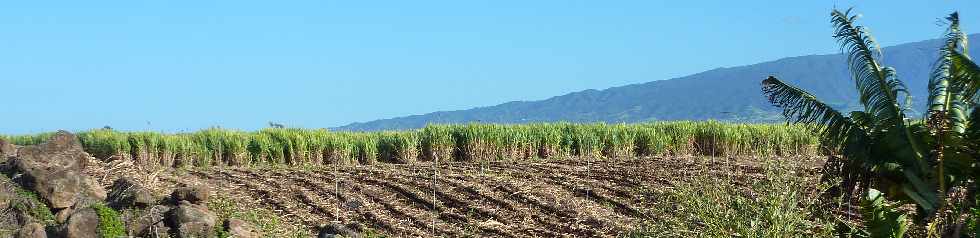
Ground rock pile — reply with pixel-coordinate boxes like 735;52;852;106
166;184;218;238
10;132;106;211
0;131;259;238
318;222;361;238
107;177;156;210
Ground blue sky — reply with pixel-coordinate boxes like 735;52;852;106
2;1;978;134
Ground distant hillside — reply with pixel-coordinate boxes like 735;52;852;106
335;34;979;131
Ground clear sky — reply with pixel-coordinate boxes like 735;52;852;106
2;1;978;134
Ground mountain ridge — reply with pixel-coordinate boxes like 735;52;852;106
334;34;979;131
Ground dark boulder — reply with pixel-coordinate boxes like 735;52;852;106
16;222;45;238
9;131;100;209
16;169;81;209
168;201;216;238
14;131;87;171
171;185;209;205
123;205;170;237
61;207;99;238
108;177;155;209
318;222;360;238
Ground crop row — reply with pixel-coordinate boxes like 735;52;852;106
2;121;819;168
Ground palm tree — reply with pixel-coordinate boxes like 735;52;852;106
761;9;978;236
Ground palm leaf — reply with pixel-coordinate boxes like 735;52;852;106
929;12;971;133
850;111;873;130
762;76;870;152
969;104;980;145
951;51;980;102
831;9;909;126
831;8;924;160
763;76;877;202
861;189;909;238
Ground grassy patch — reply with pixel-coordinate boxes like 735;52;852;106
208;195;311;238
0;174;55;225
90;203;126;238
11;188;55;225
637;160;835;237
215;221;231;238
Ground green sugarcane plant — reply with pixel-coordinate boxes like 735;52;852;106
762;9;979;237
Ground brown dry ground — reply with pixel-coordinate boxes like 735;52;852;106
83;156;824;237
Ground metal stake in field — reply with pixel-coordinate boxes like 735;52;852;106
431;153;438;236
586;149;591;201
334;156;341;223
481;139;488;212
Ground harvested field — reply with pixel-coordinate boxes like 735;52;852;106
97;156;823;237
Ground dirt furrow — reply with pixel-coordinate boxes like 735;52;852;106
213;170;313;225
355;176;467;236
166;156;825;237
297;172;432;236
380;171;522;237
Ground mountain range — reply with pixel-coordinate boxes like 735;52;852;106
335;34;979;131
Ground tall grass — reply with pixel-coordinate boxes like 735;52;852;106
0;121;818;168
636;160;836;237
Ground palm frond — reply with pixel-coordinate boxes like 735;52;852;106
928;12;971;134
764;76;877;202
861;189;909;238
850;111;873;130
762;76;869;151
951;51;980;102
950;53;979;161
831;8;923;159
969;104;980;144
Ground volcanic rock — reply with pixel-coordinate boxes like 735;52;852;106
108;177;155;209
168;201;216;238
225;218;260;238
171;185;209;205
16;222;45;238
62;207;99;238
10;131;98;209
124;205;170;237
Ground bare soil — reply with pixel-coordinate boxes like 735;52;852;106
84;156;823;237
